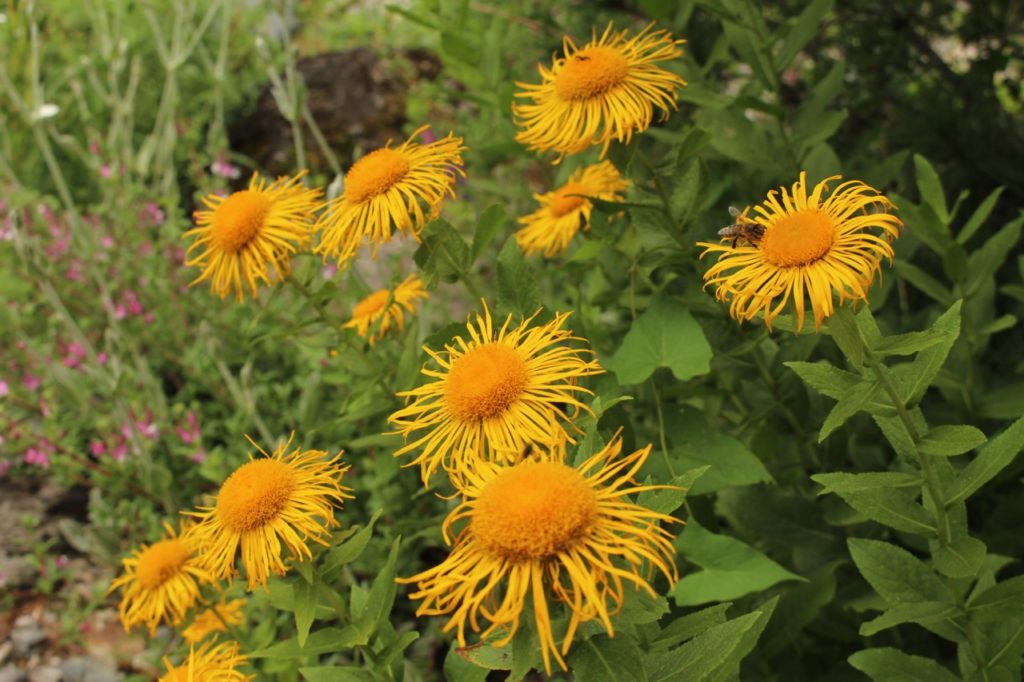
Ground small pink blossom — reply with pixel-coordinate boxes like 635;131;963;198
176;411;201;445
55;555;69;569
65;259;86;283
101;235;114;249
89;440;106;457
190;449;207;464
39;399;51;417
321;263;338;279
143;312;154;324
96;352;108;365
123;290;143;316
46;238;69;259
109;442;128;462
114;304;127;320
100;164;113;179
211;156;241;179
89;141;100;155
144;202;165;225
23;374;41;392
0;379;8;397
24;447;51;468
62;342;86;368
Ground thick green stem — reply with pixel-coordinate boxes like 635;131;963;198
650;379;677;477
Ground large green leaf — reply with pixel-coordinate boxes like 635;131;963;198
848;647;961;682
665;407;772;495
606;296;712;385
947;416;1024;504
813;472;935;535
848;539;955;606
674;522;804;606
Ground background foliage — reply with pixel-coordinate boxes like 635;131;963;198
1;0;1023;680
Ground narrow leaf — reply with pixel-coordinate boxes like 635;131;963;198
849;647;961;682
947;416;1024;504
919;425;987;457
859;601;958;636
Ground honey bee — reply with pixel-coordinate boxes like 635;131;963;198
718;206;765;248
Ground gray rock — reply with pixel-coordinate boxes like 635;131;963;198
9;626;47;657
0;664;28;682
59;658;122;682
27;666;60;682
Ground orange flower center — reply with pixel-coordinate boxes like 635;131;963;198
555;46;630;101
211;190;271;253
445;343;528;422
760;209;835;267
472;462;597;560
352;289;390;319
136;538;192;590
549;182;589;218
345;148;410;203
216;459;295;533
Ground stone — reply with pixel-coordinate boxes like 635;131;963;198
9;626;47;657
0;664;28;682
59;657;122;682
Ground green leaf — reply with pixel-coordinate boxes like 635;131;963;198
605;296;712;385
847;538;955;605
812;472;935;535
826;306;864;367
894;261;954;305
914;154;949;224
294;575;320;647
905;300;963;405
947;416;1024;504
859;601;959;636
931;535;987;579
568;635;643;682
785;360;865;400
651;603;733;650
496;238;540;315
968;576;1024;623
674;522;804;606
775;0;836;72
818;380;881;442
645;599;777;682
965;215;1023;296
471;204;506;261
249;625;366;657
849;647;961;682
638;465;708;515
874;330;949;357
354;537;401;638
322;510;381;578
664;407;772;495
443;642;489;682
957;186;1004;244
457;642;512;671
300;667;376;682
920;425;987;456
976;383;1024;420
414;219;471;286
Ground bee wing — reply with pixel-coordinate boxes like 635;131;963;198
728;205;742;218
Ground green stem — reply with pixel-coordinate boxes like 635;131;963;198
650;380;677;477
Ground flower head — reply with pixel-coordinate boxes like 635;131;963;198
344;273;429;345
389;305;603;484
516;161;628;257
399;437;680;673
159;641;252;682
181;597;246;644
698;172;903;331
184;172;322;302
108;522;212;634
315;126;465;267
186;436;352;590
514;23;686;162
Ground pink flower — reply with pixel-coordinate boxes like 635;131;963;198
143;312;154;324
190;449;207;464
211;156;241;179
89;141;100;155
39;399;51;417
110;442;128;462
114;304;127;320
23;374;41;392
55;555;69;569
100;164;113;179
62;342;86;368
65;260;86;283
0;379;8;397
46;238;69;259
321;263;338;279
176;411;200;445
89;440;106;457
96;352;108;365
100;235;114;249
144;202;165;225
24;447;51;468
123;290;143;316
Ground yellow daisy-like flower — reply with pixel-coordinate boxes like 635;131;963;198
516;161;629;257
399;437;680;673
159;641;252;682
344;273;429;345
698;172;903;331
389;304;603;484
181;598;247;644
184;172;323;302
108;522;212;635
315;125;466;266
514;22;686;162
186;436;353;591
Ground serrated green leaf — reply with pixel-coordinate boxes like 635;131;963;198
873;329;949;356
300;667;376;682
813;472;934;535
568;634;643;682
471;204;506;261
968;576;1024;623
957;186;1004;245
606;296;712;385
849;647;961;682
674;522;804;606
355;537;400;637
906;300;962;405
947;416;1024;504
847;538;955;606
638;466;707;515
457;642;512;671
826;306;864;367
965;215;1023;296
443;642;489;682
931;535;987;579
651;603;733;651
785;360;865;400
894;261;954;304
294;575;320;647
496;238;539;315
920;425;987;456
775;0;835;72
664;407;772;494
914;154;949;224
249;625;365;657
818;380;880;441
322;510;382;578
859;601;959;636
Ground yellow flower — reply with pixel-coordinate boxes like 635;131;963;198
698;172;903;331
184;172;322;302
344;273;429;345
516;161;628;257
389;304;603;484
159;641;252;682
181;598;247;644
399;437;680;673
514;22;686;162
315;126;466;266
187;436;353;591
108;522;212;635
